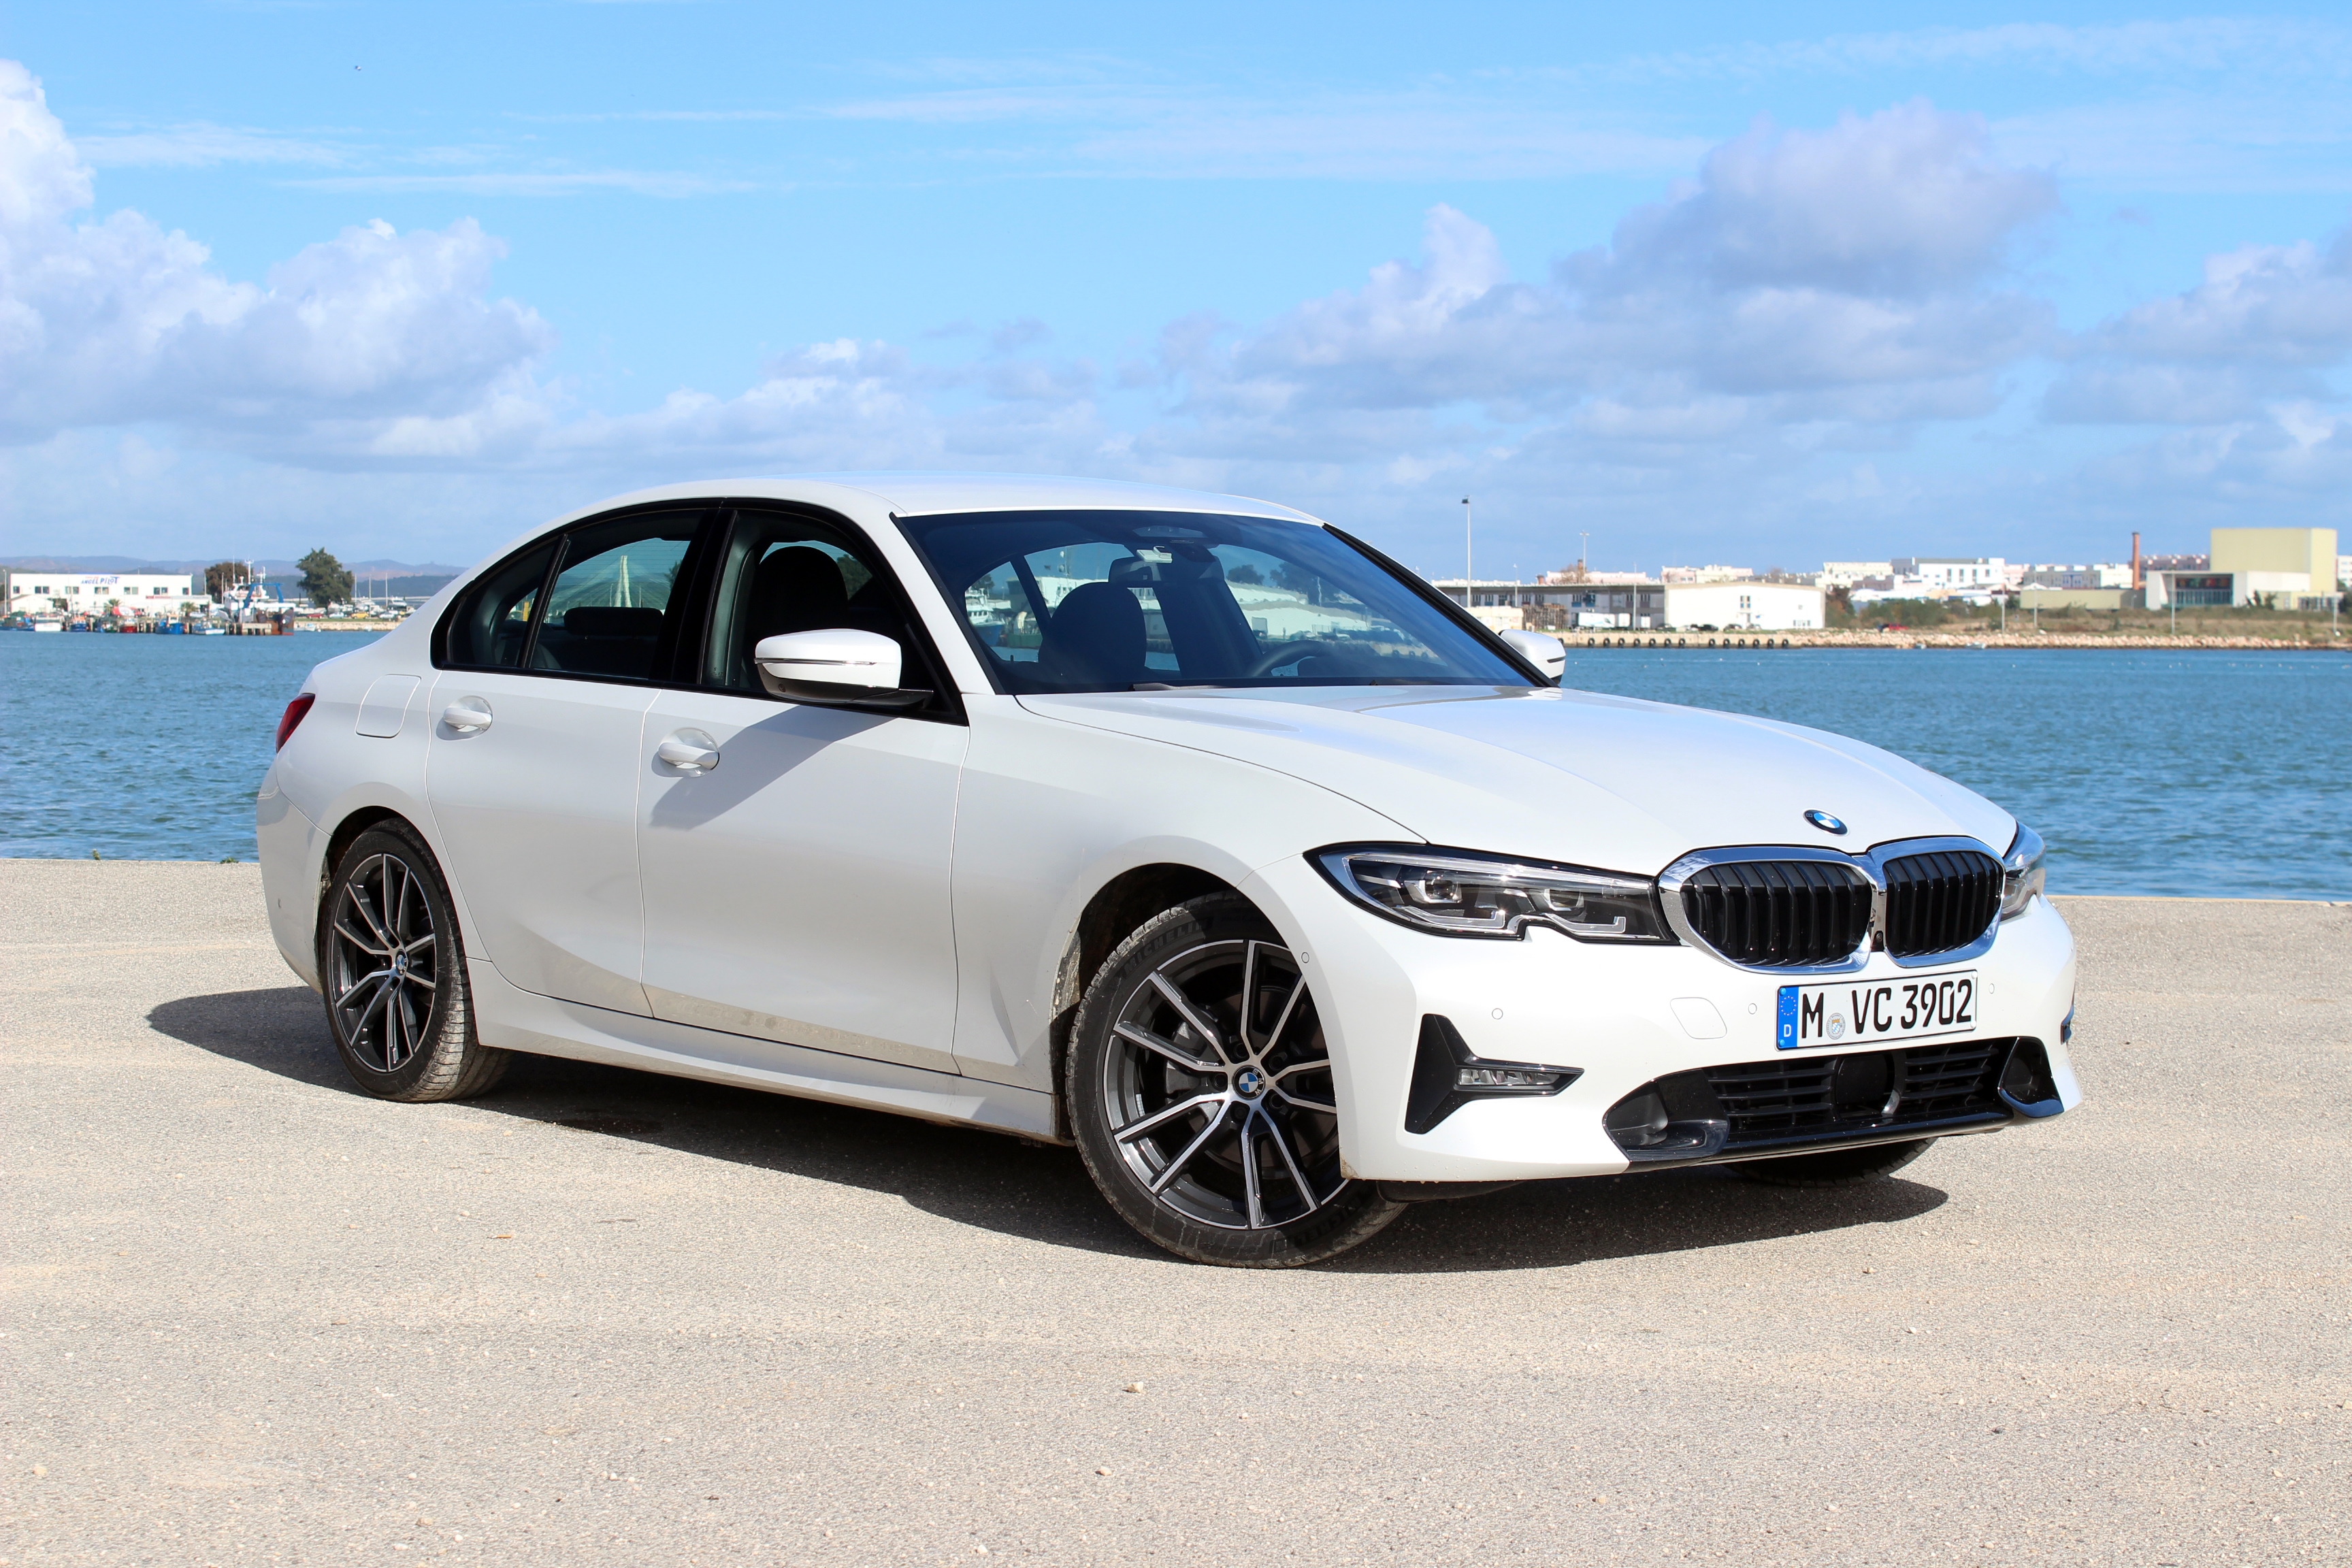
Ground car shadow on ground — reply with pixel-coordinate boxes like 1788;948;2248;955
152;985;1948;1274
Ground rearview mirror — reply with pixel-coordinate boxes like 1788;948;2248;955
753;630;930;709
1497;627;1567;685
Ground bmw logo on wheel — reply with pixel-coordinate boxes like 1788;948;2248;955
1804;810;1848;835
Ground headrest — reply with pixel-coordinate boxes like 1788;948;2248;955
754;547;849;613
562;606;664;639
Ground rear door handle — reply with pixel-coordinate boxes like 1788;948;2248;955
655;730;721;774
440;698;493;734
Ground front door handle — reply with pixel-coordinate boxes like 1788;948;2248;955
655;730;722;774
441;698;493;734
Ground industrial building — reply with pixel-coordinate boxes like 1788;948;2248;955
1661;581;1824;630
2146;527;2340;608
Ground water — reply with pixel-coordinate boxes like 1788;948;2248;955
1;632;350;864
1550;646;2349;900
3;634;2345;898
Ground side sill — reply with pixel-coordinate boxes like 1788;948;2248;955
468;959;1058;1141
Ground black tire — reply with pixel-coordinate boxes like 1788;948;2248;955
320;821;510;1102
1727;1137;1935;1188
1065;894;1404;1267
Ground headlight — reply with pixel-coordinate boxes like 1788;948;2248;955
1314;845;1673;943
2001;823;2046;918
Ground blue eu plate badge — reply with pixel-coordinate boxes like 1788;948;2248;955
1775;985;1800;1049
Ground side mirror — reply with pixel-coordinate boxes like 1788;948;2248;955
753;630;931;710
1497;627;1567;685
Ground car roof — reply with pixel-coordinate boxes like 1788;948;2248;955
566;472;1326;525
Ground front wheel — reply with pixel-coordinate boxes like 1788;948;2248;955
321;822;509;1102
1065;894;1403;1267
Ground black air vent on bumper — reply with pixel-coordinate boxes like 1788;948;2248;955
1608;1039;2038;1166
1677;860;1873;968
1880;848;2004;958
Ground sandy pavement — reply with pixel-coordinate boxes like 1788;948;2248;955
3;861;2346;1565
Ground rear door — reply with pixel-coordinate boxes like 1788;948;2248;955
635;507;968;1073
426;507;713;1016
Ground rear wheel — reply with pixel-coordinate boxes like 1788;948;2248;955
1066;894;1403;1267
1726;1137;1934;1187
321;823;509;1102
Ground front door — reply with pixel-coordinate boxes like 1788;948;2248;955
425;508;708;1015
636;509;966;1073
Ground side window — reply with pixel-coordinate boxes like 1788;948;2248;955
532;512;702;681
704;510;911;694
441;543;554;669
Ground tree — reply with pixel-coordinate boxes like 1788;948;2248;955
297;549;353;608
205;561;249;600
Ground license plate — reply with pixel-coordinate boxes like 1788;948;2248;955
1775;971;1980;1049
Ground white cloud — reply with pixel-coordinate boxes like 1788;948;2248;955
287;170;758;198
74;123;348;168
2047;227;2352;423
0;61;553;448
1581;17;2352;84
1186;104;2057;444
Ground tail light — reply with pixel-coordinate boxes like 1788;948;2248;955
275;693;316;751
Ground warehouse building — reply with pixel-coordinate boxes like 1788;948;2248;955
5;571;209;619
2145;527;2340;608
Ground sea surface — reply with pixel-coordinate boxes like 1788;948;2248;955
1;632;2344;898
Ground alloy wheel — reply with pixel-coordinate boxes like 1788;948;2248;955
329;851;439;1072
1102;938;1345;1230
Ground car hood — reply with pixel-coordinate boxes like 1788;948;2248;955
1019;685;2016;875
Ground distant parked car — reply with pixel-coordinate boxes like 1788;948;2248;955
258;475;2077;1267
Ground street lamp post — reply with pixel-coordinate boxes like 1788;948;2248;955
1461;497;1472;590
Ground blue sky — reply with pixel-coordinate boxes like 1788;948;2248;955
1;2;2347;578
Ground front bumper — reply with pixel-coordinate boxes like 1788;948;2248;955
1241;856;2080;1184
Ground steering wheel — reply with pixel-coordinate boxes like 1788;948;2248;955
1241;640;1322;679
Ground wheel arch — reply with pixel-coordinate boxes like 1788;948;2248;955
312;806;422;965
1047;861;1252;1139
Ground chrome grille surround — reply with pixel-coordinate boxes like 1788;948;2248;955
1659;837;2006;975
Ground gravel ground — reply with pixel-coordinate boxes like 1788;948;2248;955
3;861;2346;1567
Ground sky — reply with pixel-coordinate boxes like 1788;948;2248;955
1;1;2347;581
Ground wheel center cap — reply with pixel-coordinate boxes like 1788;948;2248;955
390;953;408;977
1235;1067;1265;1098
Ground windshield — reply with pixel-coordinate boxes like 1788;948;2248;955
897;509;1525;694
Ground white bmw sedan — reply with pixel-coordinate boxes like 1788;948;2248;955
258;474;2079;1267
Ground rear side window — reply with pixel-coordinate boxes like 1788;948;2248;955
531;512;702;681
441;544;554;668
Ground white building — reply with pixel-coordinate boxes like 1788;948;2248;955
1663;582;1824;631
1890;557;2008;593
7;571;208;619
1818;561;1893;589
